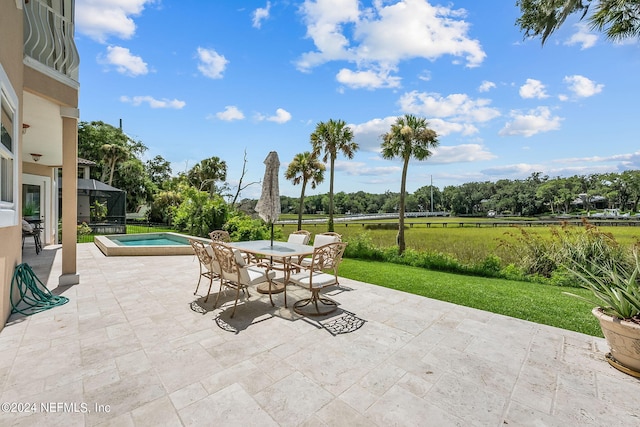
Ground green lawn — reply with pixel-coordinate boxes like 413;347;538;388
338;258;602;337
278;221;640;265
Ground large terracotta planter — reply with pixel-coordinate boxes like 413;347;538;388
592;307;640;376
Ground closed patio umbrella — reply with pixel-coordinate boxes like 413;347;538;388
255;151;281;246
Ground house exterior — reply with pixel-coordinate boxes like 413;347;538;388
1;0;80;330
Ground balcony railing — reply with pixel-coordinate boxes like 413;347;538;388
23;0;80;82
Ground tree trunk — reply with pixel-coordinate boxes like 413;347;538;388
298;180;307;231
398;156;410;255
328;156;335;232
108;158;116;186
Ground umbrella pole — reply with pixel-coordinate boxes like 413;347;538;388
270;222;274;247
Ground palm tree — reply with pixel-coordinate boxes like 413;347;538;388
285;152;325;230
381;114;438;255
100;143;130;186
310;119;358;232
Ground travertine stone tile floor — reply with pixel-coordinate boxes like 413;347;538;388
2;242;639;426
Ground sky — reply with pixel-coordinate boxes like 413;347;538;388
74;0;640;200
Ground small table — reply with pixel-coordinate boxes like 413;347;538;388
227;240;314;297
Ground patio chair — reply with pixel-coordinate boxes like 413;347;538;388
211;242;276;318
299;232;342;268
287;230;310;245
271;230;311;271
209;230;230;242
22;219;42;255
189;239;220;302
288;241;347;316
209;229;257;264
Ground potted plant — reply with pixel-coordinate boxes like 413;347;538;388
565;249;640;377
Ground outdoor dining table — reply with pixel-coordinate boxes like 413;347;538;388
227;240;314;295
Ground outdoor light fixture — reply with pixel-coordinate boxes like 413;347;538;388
22;123;30;134
30;153;42;162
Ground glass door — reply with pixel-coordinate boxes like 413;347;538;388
22;174;52;245
22;183;41;221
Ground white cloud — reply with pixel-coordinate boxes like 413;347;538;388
427;119;478;137
120;96;185;109
215;106;245;121
563;75;604;98
196;47;228;79
399;91;501;123
564;23;598;49
418;70;432;81
75;0;156;43
336;68;401;89
429;144;496;164
519;79;548;99
297;0;485;84
478;80;496;92
256;108;292;124
558;150;640;169
253;2;271;29
499;107;562;137
102;46;148;76
481;163;545;177
334;160;400;176
350;113;482;154
351;116;398;151
481;163;616;180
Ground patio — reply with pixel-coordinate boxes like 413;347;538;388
1;241;638;426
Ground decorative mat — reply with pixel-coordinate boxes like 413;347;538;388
318;310;366;335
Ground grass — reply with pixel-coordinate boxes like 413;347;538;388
338;258;602;337
278;221;640;265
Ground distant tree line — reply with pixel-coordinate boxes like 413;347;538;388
278;170;640;217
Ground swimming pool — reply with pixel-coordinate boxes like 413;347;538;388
95;232;209;256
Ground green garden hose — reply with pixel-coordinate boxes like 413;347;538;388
10;263;69;316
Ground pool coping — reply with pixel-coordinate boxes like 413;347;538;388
94;232;210;256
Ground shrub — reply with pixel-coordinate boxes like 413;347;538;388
77;222;92;236
224;211;281;242
344;232;385;260
172;187;228;237
500;220;631;286
150;190;182;223
364;223;407;231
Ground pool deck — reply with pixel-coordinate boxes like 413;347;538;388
2;241;639;426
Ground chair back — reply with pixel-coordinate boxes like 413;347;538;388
209;230;230;242
189;239;213;266
288;230;310;245
190;239;220;273
308;242;347;274
211;242;239;279
312;233;340;248
321;232;342;240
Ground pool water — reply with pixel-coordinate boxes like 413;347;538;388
94;232;206;256
113;237;188;246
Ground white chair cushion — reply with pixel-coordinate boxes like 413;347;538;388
313;234;338;247
209;259;221;274
202;245;219;273
287;234;308;245
232;249;246;267
22;219;34;233
241;265;275;286
289;271;337;289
